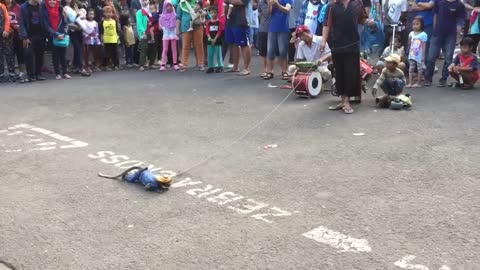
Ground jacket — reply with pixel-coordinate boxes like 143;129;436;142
0;3;11;34
19;2;45;39
41;5;68;39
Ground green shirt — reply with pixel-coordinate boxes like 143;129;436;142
136;9;148;38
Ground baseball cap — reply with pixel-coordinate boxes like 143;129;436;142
296;25;310;34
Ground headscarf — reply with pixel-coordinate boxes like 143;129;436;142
45;0;60;30
160;0;176;28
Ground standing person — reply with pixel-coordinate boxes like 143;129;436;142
121;13;135;67
264;0;291;80
64;0;89;76
19;0;46;83
42;0;71;80
223;0;251;75
146;2;159;68
287;0;303;63
406;16;427;87
0;0;14;82
205;5;223;72
424;0;465;86
176;0;205;71
5;0;24;80
250;1;258;47
257;0;270;77
83;8;102;73
409;0;433;57
136;0;150;71
321;0;367;114
382;0;407;50
296;0;325;35
466;0;480;54
100;5;121;69
82;8;101;72
159;0;180;70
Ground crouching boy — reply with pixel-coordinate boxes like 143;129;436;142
448;37;479;90
372;54;406;107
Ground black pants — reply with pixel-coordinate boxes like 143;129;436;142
0;37;15;75
52;45;67;76
70;31;83;70
332;52;361;97
288;28;295;63
468;34;480;55
103;43;119;67
24;36;45;78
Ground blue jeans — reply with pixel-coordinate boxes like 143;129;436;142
125;45;134;65
267;32;289;59
381;78;405;96
425;33;456;82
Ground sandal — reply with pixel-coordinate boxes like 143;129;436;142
263;72;274;80
282;72;290;80
236;70;250;76
328;104;344;110
259;72;267;78
343;107;354;114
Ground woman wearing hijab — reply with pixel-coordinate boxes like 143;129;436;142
42;0;70;79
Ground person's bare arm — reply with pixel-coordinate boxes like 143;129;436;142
320;25;329;51
229;0;246;6
271;0;291;13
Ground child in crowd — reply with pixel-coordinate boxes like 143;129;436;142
181;0;206;32
43;0;71;80
82;8;101;72
5;0;24;80
146;3;159;67
0;0;14;82
100;5;121;70
19;0;46;83
376;35;405;74
448;37;479;89
372;54;406;106
205;5;223;73
121;13;135;67
407;16;427;88
136;0;151;71
159;0;179;70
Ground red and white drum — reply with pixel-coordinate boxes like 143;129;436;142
292;71;322;97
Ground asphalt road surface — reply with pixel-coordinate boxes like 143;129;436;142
1;57;479;270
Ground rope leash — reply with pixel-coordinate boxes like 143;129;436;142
176;39;364;176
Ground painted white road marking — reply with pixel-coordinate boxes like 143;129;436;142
302;226;372;253
394;255;451;270
1;123;88;153
37;142;57;146
89;151;295;224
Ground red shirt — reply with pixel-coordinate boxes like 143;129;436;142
454;52;479;81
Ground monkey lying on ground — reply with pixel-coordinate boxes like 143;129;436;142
98;167;172;191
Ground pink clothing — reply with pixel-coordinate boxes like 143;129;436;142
162;39;178;66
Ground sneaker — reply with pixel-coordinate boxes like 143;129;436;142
438;80;446;87
36;76;46;81
215;67;223;73
159;65;166;71
56;75;62;80
206;67;214;73
8;73;16;82
173;64;180;71
63;74;72;79
227;63;234;69
198;66;205;71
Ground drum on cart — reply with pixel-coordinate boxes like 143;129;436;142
292;71;322;97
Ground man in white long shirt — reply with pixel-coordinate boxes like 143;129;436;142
288;25;331;81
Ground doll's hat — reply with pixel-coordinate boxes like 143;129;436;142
385;54;401;65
